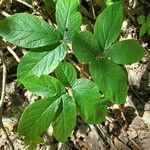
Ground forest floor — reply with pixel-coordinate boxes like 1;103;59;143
0;0;150;150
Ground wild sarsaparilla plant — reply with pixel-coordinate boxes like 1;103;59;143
0;0;145;148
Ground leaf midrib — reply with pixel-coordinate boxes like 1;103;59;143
62;0;72;38
27;98;61;138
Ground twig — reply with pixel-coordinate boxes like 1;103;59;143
68;58;90;78
81;5;93;19
6;46;20;62
14;0;32;8
1;123;15;150
121;128;143;150
124;5;137;25
0;10;11;17
90;0;96;20
0;40;20;62
0;50;6;110
93;125;109;149
130;139;143;150
0;51;15;150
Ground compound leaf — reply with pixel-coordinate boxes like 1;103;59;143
0;13;61;48
94;2;123;50
18;96;62;142
56;0;82;41
53;95;76;143
89;59;128;104
17;43;67;79
55;62;77;86
19;75;65;97
72;78;103;124
105;39;145;64
72;31;99;63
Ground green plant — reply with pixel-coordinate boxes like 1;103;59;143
0;0;145;148
137;14;150;37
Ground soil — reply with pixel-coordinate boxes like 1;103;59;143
0;0;150;150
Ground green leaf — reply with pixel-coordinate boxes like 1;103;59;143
72;79;103;124
55;62;77;86
105;39;145;64
139;23;149;37
94;2;123;50
25;137;44;150
137;15;145;24
0;13;61;48
94;102;107;123
18;96;62;142
56;0;82;41
72;31;99;63
146;14;150;22
17;43;67;79
89;59;128;104
19;75;65;97
53;95;76;143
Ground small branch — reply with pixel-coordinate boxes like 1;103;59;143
68;58;90;78
0;50;7;109
1;123;15;150
0;11;11;17
81;5;93;19
6;46;20;62
93;125;109;149
0;40;20;62
121;128;143;150
124;5;137;25
14;0;32;8
0;51;15;150
90;0;96;20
